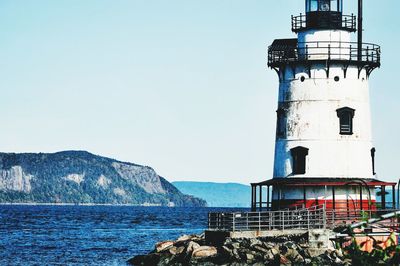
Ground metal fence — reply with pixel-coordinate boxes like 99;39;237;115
268;41;380;67
208;205;400;232
291;14;356;32
326;208;400;229
208;205;326;231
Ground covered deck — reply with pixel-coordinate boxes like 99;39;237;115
250;178;397;212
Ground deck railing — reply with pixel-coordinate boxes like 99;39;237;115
208;205;326;232
291;14;356;32
268;41;380;67
208;205;400;232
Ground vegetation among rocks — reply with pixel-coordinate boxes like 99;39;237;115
342;235;400;266
128;233;352;266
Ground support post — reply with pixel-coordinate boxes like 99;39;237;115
278;186;281;210
232;213;235;232
360;185;363;211
251;185;256;211
267;185;270;210
303;186;306;208
358;0;363;61
392;185;396;209
381;186;386;210
398;180;400;209
259;185;263;212
332;186;336;210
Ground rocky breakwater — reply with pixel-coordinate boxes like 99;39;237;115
128;233;350;266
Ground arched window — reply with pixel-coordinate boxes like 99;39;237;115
290;146;309;175
276;108;286;138
336;107;355;135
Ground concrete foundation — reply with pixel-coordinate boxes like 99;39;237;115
205;229;334;249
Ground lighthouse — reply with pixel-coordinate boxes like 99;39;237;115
208;0;398;242
249;0;398;211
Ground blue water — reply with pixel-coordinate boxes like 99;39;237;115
0;205;243;266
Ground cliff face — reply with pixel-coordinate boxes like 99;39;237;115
0;151;206;207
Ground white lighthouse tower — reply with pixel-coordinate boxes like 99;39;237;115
250;0;397;212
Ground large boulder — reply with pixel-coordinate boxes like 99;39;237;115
192;246;218;258
155;241;174;252
186;241;201;255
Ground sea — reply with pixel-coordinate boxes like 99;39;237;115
1;192;398;266
0;205;244;266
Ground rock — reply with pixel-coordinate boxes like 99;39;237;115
253;245;269;253
224;238;233;245
186;241;201;255
127;254;160;266
271;248;280;256
169;246;178;255
249;238;263;247
303;248;312;258
264;250;275;261
227;242;240;250
176;246;185;255
285;241;297;250
177;235;192;242
192;246;218;258
155;241;174;252
279;245;288;254
334;249;344;258
280;255;292;265
285;248;304;263
246;253;254;260
335;257;343;264
130;230;355;266
263;242;276;249
221;246;233;258
343;258;352;266
310;256;326;265
231;247;241;261
246;253;255;261
324;250;333;261
168;246;185;256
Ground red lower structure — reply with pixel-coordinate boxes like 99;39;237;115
250;178;397;212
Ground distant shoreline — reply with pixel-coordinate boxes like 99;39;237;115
0;202;165;207
0;203;241;208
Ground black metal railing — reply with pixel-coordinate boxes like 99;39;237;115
268;41;380;67
292;13;356;32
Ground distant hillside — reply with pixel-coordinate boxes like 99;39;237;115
0;151;206;207
172;181;251;207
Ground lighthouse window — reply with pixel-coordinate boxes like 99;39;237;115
306;0;342;13
276;108;286;138
290;146;309;175
336;107;355;135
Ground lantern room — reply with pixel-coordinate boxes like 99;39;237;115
292;0;355;32
306;0;343;13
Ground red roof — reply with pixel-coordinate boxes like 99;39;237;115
251;178;397;187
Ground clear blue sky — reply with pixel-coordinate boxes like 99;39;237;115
0;0;399;184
